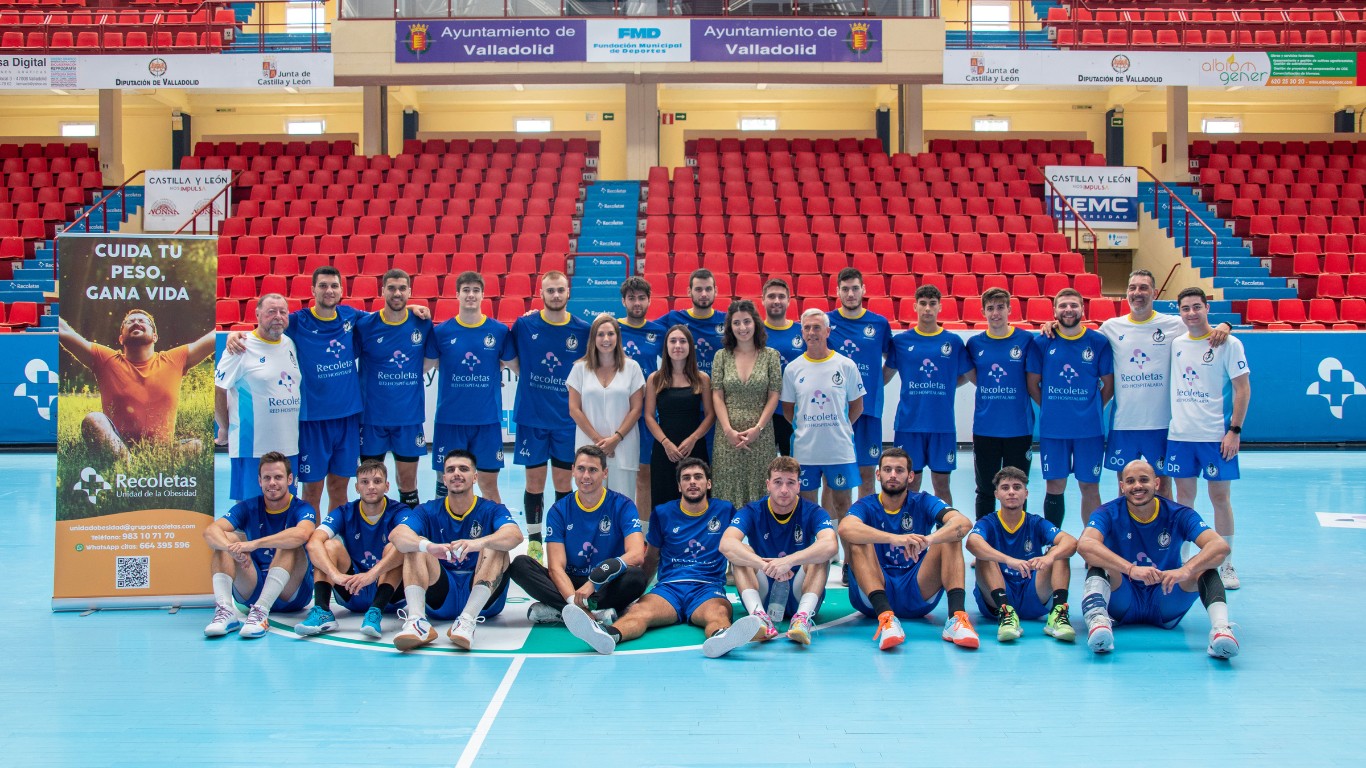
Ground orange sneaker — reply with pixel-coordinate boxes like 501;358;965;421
942;610;980;649
874;610;905;651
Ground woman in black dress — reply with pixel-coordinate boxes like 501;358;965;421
643;325;716;510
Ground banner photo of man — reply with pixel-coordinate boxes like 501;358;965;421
54;234;217;609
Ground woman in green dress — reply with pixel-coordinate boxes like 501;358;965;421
710;299;783;506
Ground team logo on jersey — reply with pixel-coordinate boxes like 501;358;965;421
900;514;913;531
809;390;830;410
1130;349;1149;369
469;521;483;538
390;350;411;368
834;474;846;488
919;358;938;378
462;352;480;371
543;352;562;373
278;371;295;393
599;515;612;533
1206;463;1219;478
483;333;496;348
343;320;354;333
947;452;956;464
1152;329;1166;343
1082;347;1094;362
707;517;721;532
794;524;805;544
791;337;803;349
1091;463;1101;477
936;342;950;357
327;339;346;359
863;325;876;338
1010;345;1022;360
416;433;426;447
646;332;657;343
831;371;844;386
1202;349;1215;363
566;336;579;351
869;444;880;458
839;340;860;356
495;450;505;462
1181;366;1200;385
715;324;725;336
1158;530;1171;548
1059;364;1078;383
987;363;1007;382
1024;538;1034;554
411;330;423;344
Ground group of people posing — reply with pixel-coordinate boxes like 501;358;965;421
205;263;1249;659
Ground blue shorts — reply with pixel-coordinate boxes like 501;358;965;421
427;567;509;621
848;557;943;620
799;462;861;493
359;424;426;461
234;564;313;613
433;423;505;473
894;431;957;473
1105;429;1168;475
1039;436;1105;482
853;415;883;467
1164;440;1240;481
758;567;824;619
514;425;576;467
648;580;730;625
1108;577;1200;629
229;455;298;501
298;414;360;483
973;571;1049;620
637;416;653;465
333;579;406;614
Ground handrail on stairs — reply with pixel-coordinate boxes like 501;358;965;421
1040;174;1100;279
176;170;245;235
60;170;146;236
1136;166;1220;281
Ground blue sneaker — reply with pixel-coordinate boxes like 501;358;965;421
360;607;383;638
294;605;338;636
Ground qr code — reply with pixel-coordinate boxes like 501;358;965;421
115;556;150;589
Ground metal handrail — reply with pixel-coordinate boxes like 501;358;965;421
60;170;145;236
1039;174;1101;279
1136;165;1220;280
175;170;244;235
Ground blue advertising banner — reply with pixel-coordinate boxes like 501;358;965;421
690;19;881;62
396;19;586;63
0;333;58;442
1045;166;1139;229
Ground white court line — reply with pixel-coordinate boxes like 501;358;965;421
454;654;525;768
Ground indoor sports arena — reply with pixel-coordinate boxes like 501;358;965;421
3;2;1363;764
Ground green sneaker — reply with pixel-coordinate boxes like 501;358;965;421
1045;603;1076;642
527;539;544;564
997;604;1022;642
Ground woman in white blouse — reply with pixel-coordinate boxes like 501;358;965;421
567;313;646;496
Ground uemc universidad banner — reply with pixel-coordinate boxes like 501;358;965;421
54;234;218;609
1044;166;1139;230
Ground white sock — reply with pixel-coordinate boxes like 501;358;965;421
1222;535;1234;566
639;519;649;537
404;585;427;620
526;523;543;537
212;572;234;609
461;583;491;620
740;588;763;615
796;591;820;617
253;567;290;613
1082;574;1111;621
1208;601;1229;628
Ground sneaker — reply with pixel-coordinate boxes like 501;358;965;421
703;614;764;658
204;603;241;637
942;611;980;649
360;607;383;638
527;602;564;624
751;609;779;642
238;605;270;639
1219;562;1240;590
1086;612;1114;654
874;611;904;651
562;603;616;655
786;611;814;645
448;614;484;650
294;606;338;636
527;540;544;565
996;605;1022;642
1044;603;1076;642
841;561;849;587
393;609;437;652
590;607;617;625
1208;624;1240;659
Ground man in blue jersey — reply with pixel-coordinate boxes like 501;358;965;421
203;452;316;640
1077;459;1240;659
965;288;1035;521
215;294;303;502
617;276;666;516
966;467;1077;644
354;269;436;509
563;458;766;657
661;268;726;376
295;459;406;639
509;446;646;636
428;271;510;504
387;449;524;652
762;278;805;457
503;271;591;563
827;267;893;505
840;448;979;651
1025;288;1114;530
883;285;972;505
721;456;838;646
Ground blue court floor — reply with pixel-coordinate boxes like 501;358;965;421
6;450;1366;766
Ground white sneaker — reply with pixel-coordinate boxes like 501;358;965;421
204;603;241;637
703;614;764;658
238;605;270;639
448;614;483;650
527;602;563;624
392;609;436;652
1086;612;1114;654
563;603;617;655
1208;624;1240;659
1219;562;1240;590
590;607;617;625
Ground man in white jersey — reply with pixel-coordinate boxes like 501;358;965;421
781;309;865;561
1043;270;1232;498
215;294;303;502
1166;288;1250;589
